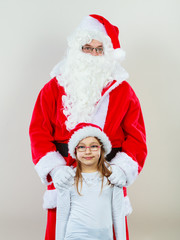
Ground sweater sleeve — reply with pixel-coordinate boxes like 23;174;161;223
111;85;147;186
56;189;71;240
29;79;66;185
112;186;126;240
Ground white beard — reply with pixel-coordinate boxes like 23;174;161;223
58;49;116;130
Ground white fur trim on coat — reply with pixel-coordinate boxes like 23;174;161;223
110;152;138;186
35;151;66;185
42;189;133;216
68;126;112;158
124;196;133;216
43;189;57;209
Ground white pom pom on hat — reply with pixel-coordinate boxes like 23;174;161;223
68;122;112;159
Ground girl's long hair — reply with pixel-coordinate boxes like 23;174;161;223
74;138;112;195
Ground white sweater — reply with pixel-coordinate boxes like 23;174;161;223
56;171;126;240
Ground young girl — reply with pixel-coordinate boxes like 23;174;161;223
56;123;126;240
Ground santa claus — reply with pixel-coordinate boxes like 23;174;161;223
29;14;147;240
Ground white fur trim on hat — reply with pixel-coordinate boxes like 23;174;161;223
68;126;112;158
77;16;107;35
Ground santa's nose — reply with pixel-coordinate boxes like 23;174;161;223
91;49;98;56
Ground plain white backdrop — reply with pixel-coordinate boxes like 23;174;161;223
0;0;180;239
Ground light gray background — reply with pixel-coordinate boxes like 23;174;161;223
0;0;180;239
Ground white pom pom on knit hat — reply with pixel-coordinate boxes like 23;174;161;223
68;123;112;159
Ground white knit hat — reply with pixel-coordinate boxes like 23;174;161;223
68;123;112;159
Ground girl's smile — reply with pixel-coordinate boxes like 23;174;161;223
83;157;94;160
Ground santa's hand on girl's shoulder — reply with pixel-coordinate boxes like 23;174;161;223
108;165;127;187
50;165;75;190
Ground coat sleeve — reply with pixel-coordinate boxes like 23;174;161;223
111;84;147;186
112;186;126;240
56;189;71;240
29;79;66;185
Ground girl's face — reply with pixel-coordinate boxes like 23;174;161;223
76;137;101;172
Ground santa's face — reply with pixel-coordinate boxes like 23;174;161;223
82;39;104;56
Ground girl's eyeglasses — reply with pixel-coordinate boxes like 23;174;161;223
76;145;102;152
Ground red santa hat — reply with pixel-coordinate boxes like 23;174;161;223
76;14;126;61
68;123;112;159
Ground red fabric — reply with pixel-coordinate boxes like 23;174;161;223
69;122;103;138
45;209;56;240
104;81;147;172
90;14;120;49
125;216;129;240
45;209;129;240
29;78;65;165
101;80;116;96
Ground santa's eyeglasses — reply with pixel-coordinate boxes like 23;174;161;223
82;46;104;55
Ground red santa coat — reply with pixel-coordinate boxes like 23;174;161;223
29;77;147;213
